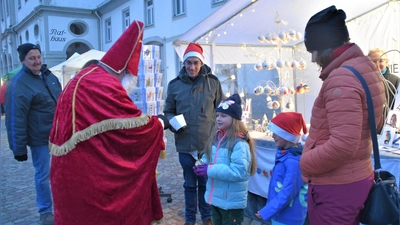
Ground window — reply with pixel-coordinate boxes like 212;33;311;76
18;0;21;9
34;24;40;38
105;18;112;42
25;30;29;42
122;8;130;30
145;0;154;26
69;21;87;36
173;0;185;17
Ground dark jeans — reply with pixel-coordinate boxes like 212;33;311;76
179;152;211;224
211;205;244;225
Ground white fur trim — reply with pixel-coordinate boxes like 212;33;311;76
183;52;204;63
268;122;300;143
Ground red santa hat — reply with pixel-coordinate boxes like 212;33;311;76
183;42;204;63
268;112;307;143
100;20;144;76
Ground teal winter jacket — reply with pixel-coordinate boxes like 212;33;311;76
202;131;252;210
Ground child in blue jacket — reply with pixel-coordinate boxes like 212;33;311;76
256;112;308;225
193;94;257;225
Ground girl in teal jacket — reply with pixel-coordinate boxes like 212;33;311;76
194;94;257;225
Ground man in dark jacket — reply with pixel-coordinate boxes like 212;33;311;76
368;48;400;119
5;43;61;225
164;42;224;225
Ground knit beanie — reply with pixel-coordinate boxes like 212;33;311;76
304;5;349;51
183;42;204;63
17;43;41;62
268;112;307;143
100;20;144;76
216;94;242;120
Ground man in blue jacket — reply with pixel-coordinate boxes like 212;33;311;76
5;43;61;225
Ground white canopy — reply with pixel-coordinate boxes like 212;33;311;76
50;52;81;73
50;49;106;87
173;0;400;122
173;0;395;63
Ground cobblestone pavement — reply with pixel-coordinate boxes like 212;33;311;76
0;116;264;225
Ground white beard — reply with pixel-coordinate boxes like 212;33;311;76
121;74;137;95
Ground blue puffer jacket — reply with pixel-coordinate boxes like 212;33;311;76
5;65;61;156
259;146;308;225
202;131;252;210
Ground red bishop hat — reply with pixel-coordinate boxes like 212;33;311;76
183;42;204;63
100;20;144;76
269;112;307;143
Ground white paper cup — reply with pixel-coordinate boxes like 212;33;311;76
169;114;187;131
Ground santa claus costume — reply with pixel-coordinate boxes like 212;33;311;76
49;20;165;225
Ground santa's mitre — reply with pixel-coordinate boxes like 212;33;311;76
100;20;144;76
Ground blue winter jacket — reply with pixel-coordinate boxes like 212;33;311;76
5;65;61;156
258;146;308;225
202;131;252;210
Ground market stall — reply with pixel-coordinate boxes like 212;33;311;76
173;0;400;123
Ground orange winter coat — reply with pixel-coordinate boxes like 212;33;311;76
300;44;385;185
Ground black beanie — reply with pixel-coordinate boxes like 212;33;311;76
216;93;242;120
304;5;349;51
17;43;41;62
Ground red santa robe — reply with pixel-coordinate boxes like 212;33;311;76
49;64;164;225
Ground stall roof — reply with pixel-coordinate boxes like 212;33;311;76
50;49;105;87
174;0;390;48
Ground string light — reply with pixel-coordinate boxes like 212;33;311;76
240;87;245;97
225;90;231;97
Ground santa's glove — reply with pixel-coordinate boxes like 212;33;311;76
157;114;170;130
14;154;28;162
193;164;208;177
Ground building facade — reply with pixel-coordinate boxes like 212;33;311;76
1;0;227;84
